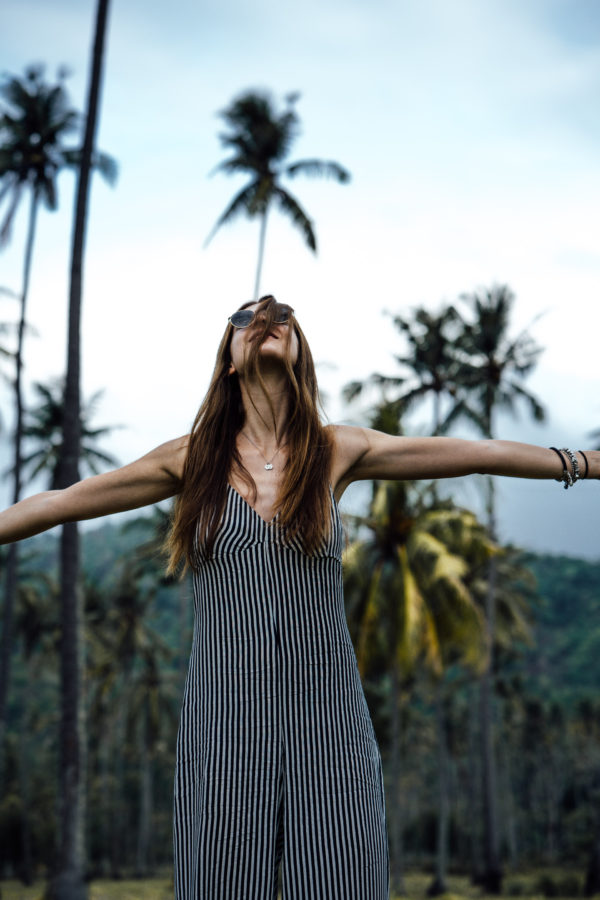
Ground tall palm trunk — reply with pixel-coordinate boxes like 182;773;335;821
254;205;269;299
17;662;35;885
428;680;450;896
498;724;518;868
429;405;448;895
479;404;502;892
467;683;482;881
585;830;600;896
0;187;39;770
110;685;127;878
135;707;154;877
48;2;111;897
389;663;406;896
584;774;600;896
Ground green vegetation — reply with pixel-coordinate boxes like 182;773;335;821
0;869;591;899
1;517;599;889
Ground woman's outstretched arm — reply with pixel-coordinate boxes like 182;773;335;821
331;425;599;491
0;435;189;545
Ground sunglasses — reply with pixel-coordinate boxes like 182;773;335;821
228;304;294;328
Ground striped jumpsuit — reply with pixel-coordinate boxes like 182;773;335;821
173;484;390;899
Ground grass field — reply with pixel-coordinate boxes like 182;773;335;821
0;868;591;899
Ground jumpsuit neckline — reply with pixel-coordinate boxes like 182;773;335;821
226;482;339;528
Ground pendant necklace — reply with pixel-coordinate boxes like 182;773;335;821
241;431;283;470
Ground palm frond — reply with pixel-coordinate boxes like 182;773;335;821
272;187;316;251
342;380;365;403
208;155;250;178
285;159;350;182
587;426;600;448
92;150;118;185
508;381;546;423
0;173;17;205
356;559;383;677
81;448;120;470
396;545;425;671
439;398;485;435
0;180;24;246
370;373;405;390
203;182;259;247
39;176;57;211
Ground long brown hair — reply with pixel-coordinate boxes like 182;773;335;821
165;295;333;576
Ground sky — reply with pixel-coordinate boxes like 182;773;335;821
1;0;599;558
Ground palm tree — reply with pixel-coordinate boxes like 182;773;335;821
343;474;494;896
0;66;77;765
12;563;59;885
51;1;114;896
0;64;116;806
342;306;471;892
121;504;193;680
205;90;350;298
127;647;178;876
448;284;545;892
0;286;19;400
344;304;464;436
18;378;120;489
86;556;171;878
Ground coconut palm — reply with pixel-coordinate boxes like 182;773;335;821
121;504;193;680
127;647;178;876
206;89;350;298
12;563;59;885
0;66;77;763
50;1;115;896
342;306;479;890
344;304;464;436
87;556;171;878
0;61;115;501
0;286;19;398
448;284;545;892
343;475;494;896
0;64;116;828
448;285;545;465
18;378;120;489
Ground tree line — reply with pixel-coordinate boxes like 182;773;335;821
2;282;600;896
1;475;600;895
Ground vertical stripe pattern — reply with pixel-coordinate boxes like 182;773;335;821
173;485;390;899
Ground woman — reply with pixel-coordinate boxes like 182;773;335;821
1;294;597;899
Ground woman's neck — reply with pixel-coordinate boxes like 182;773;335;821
239;374;290;445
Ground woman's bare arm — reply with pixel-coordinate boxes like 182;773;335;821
330;425;599;494
0;435;189;544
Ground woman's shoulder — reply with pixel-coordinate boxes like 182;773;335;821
326;423;370;451
325;424;371;490
152;433;190;484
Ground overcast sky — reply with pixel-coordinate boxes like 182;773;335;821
1;0;599;558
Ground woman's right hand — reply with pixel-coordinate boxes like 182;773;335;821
0;435;189;544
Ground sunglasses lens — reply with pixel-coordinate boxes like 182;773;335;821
230;310;255;328
230;304;294;327
274;305;293;324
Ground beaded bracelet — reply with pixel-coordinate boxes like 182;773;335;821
561;447;580;483
549;447;572;489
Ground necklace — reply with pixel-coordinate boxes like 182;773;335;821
241;431;283;470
